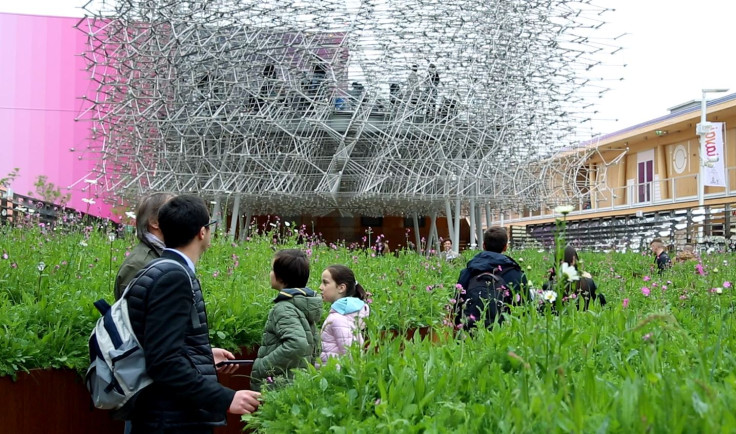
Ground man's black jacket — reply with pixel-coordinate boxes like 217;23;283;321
126;250;235;431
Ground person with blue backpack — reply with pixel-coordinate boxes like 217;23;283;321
454;227;529;330
111;195;260;433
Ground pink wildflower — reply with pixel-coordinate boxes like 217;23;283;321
642;333;652;341
622;298;629;308
679;294;688;300
643;275;651;282
366;298;373;304
1;253;7;260
695;263;705;276
641;287;650;297
455;284;463;290
426;285;433;292
724;281;732;288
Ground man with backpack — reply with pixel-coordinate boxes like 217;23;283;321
123;195;260;433
454;227;529;330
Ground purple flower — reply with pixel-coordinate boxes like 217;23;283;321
642;333;652;341
1;253;7;260
641;287;650;297
724;281;732;288
643;275;651;282
622;298;629;308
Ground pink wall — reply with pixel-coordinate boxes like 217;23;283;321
0;13;114;219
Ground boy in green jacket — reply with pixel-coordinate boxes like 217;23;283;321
251;249;323;391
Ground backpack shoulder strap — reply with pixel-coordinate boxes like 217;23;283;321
122;258;200;329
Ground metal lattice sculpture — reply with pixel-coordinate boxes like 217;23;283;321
77;0;619;218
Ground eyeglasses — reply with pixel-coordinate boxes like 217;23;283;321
204;219;218;229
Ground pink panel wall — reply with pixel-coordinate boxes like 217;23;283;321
0;13;114;219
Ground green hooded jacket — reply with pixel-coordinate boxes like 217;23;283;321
251;288;323;390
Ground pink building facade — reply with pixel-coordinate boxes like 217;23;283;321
0;13;114;219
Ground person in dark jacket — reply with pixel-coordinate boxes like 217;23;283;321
126;195;260;434
457;227;529;298
542;246;606;310
650;238;672;275
114;192;174;300
251;249;322;391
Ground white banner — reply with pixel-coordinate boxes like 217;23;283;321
702;122;726;187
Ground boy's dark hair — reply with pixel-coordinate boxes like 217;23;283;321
483;227;508;253
135;192;174;242
158;195;209;248
325;264;366;300
273;249;310;288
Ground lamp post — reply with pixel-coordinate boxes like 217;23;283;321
697;88;729;207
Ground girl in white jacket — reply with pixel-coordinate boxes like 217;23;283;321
319;265;370;363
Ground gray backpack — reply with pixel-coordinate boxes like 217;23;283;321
86;259;195;415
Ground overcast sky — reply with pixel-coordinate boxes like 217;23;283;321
3;0;735;138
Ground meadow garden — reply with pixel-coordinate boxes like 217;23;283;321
1;216;735;432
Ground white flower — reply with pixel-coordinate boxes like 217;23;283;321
79;241;88;247
542;290;557;303
108;233;116;242
715;287;723;294
284;221;291;227
37;262;46;272
713;268;719;273
560;262;580;282
554;205;575;215
125;211;136;219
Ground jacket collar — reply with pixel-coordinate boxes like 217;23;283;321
161;249;195;274
274;287;316;303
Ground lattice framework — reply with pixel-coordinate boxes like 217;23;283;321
78;0;620;217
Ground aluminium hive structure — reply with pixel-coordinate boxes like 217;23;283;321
77;0;618;234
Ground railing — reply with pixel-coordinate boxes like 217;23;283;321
511;166;736;223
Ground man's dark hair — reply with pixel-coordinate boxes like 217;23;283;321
273;249;310;288
158;195;209;248
135;192;174;242
483;227;508;253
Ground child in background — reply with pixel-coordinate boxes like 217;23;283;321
251;249;323;391
319;265;370;363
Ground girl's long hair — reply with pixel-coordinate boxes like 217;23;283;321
325;264;366;300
